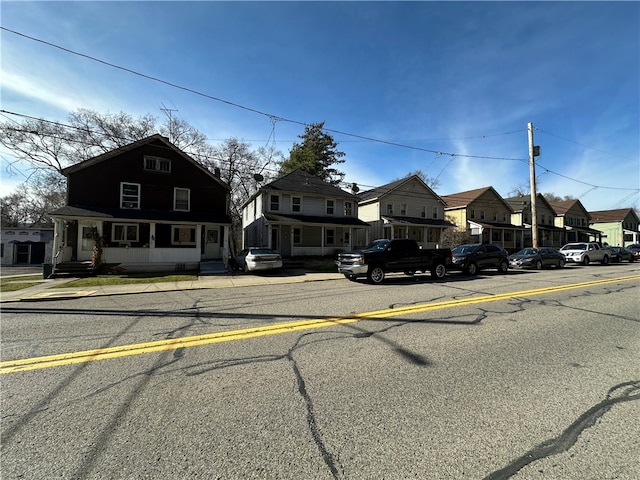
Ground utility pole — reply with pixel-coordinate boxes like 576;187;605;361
528;122;540;248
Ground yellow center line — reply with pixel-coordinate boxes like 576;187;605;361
2;275;638;374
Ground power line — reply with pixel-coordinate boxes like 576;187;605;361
1;27;527;163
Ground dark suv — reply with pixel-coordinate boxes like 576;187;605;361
450;243;509;275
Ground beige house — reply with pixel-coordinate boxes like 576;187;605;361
548;199;602;244
589;208;639;246
356;175;455;249
442;186;522;250
505;194;566;248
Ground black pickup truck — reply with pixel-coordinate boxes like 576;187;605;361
336;238;452;284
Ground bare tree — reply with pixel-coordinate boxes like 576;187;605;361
0;109;280;234
207;139;282;253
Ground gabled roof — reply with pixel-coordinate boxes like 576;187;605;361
588;208;639;223
504;194;556;214
61;134;230;190
442;186;513;212
547;199;590;219
358;175;446;205
261;169;356;198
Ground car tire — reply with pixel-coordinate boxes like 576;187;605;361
498;260;509;273
601;255;609;265
558;259;565;268
535;260;542;270
367;266;385;284
582;256;590;266
431;263;447;279
465;262;478;275
629;257;634;263
243;262;250;273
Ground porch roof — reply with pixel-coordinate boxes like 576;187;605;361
50;205;232;225
381;215;456;228
564;225;603;235
263;213;369;227
469;220;526;230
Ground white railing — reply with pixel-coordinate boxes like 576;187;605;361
102;247;200;264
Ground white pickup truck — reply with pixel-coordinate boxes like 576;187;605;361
559;242;610;265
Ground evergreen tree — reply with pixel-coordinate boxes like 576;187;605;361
279;122;345;185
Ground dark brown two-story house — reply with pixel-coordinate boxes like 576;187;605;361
50;134;231;273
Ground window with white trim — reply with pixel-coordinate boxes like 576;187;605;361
120;182;140;209
293;227;301;245
325;229;335;245
433;206;438;219
113;223;139;242
144;155;171;173
292;196;302;213
480;210;486;220
174;188;190;211
344;201;352;216
270;194;280;211
400;204;407;215
386;203;393;215
326;199;335;215
421;206;427;218
172;225;196;245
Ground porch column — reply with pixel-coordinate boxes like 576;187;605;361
321;226;325;256
150;223;156;248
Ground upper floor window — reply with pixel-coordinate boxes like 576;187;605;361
174;188;190;211
421;206;427;218
433;206;438;219
386;203;393;215
493;211;498;221
270;194;280;211
121;182;140;209
144;156;171;173
326;199;335;215
480;210;486;220
344;201;353;216
400;204;407;216
292;196;302;213
470;209;476;219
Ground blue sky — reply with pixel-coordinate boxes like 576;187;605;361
1;1;639;211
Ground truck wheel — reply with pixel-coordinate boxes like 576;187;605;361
465;262;478;275
601;255;609;265
431;263;447;279
367;266;385;284
582;256;590;266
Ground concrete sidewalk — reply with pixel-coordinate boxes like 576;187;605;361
0;270;343;303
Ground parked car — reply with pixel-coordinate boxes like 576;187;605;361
627;244;640;261
508;247;565;269
559;242;610;265
336;238;452;284
231;247;283;272
605;246;635;263
450;243;509;275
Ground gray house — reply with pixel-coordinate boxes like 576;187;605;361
241;169;369;257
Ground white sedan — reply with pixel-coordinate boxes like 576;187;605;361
232;248;283;272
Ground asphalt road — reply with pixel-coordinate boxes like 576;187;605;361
1;264;639;479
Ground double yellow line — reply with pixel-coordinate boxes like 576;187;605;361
2;275;638;374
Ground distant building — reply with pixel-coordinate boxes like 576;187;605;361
1;227;54;266
588;208;639;246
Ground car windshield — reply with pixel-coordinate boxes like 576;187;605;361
517;248;538;255
364;240;390;251
561;243;586;251
249;248;277;255
452;245;478;255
